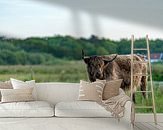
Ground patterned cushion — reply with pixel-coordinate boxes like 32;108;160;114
0;81;12;89
78;80;106;102
0;88;34;103
0;81;13;101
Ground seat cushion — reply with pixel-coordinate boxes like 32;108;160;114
0;101;54;117
55;101;112;117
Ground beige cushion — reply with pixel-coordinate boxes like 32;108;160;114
78;80;106;102
1;88;34;103
10;78;37;100
0;81;12;89
0;81;13;101
103;79;123;100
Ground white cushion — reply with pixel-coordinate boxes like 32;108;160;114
55;101;112;117
10;78;37;100
0;101;54;117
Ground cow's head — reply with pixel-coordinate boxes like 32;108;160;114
82;50;117;82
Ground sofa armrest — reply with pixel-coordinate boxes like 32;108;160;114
122;101;132;123
119;101;134;129
119;89;133;123
124;101;132;122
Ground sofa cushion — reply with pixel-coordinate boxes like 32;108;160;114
78;80;106;102
55;101;112;117
0;88;34;103
103;79;123;100
10;78;37;100
0;101;54;117
0;81;13;101
0;81;12;89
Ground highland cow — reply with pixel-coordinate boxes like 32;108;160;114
82;50;147;103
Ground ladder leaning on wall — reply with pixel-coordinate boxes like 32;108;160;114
130;35;157;125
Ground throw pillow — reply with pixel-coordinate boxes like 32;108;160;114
1;88;34;103
0;81;13;101
78;80;106;102
102;79;123;100
10;78;37;100
0;81;12;89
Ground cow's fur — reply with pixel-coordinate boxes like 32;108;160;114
82;53;147;103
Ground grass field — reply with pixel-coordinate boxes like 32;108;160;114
0;61;162;113
0;61;87;82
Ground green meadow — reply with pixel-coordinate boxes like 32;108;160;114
0;61;162;113
0;61;87;82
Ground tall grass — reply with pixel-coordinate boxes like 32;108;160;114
152;63;163;81
0;61;88;82
135;81;163;113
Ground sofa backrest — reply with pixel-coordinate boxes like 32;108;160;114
36;82;79;105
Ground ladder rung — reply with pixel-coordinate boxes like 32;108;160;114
133;48;147;50
135;106;153;109
135;91;152;93
133;61;148;64
133;74;150;76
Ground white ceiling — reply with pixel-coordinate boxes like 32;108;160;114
0;0;163;39
34;0;163;31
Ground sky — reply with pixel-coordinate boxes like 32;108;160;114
0;0;163;40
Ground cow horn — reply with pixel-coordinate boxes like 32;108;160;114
82;49;90;64
82;49;89;59
82;49;85;59
103;54;117;63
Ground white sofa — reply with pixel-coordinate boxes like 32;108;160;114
0;82;132;130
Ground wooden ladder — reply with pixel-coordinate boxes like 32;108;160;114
130;35;157;125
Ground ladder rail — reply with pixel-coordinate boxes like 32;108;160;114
131;35;134;102
146;35;157;124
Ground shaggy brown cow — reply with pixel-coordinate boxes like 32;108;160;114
82;50;147;103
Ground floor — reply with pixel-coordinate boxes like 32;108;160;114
134;122;163;130
0;114;162;130
0;117;132;130
134;114;163;130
